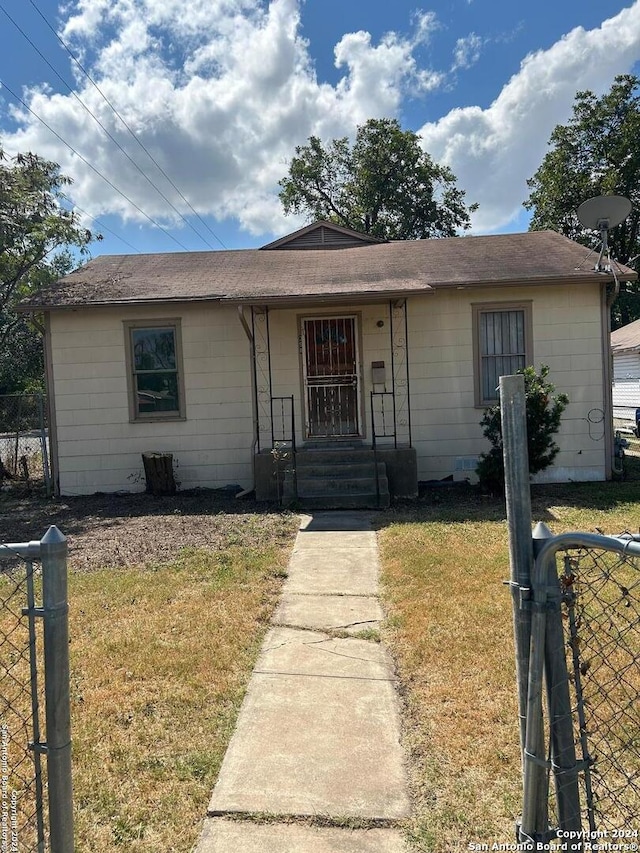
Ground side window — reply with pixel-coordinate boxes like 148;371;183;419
473;303;532;406
124;321;185;420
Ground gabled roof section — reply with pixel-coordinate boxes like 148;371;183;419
17;230;638;311
611;318;640;354
261;220;385;250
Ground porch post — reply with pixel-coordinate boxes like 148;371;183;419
251;306;273;452
389;299;412;447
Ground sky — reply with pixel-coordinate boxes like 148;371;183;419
1;0;640;258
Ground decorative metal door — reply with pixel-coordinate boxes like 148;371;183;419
303;316;360;438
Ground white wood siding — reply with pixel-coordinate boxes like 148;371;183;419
49;280;607;494
613;380;640;407
408;283;607;483
612;353;640;409
50;304;253;495
613;352;639;379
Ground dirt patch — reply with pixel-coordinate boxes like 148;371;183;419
0;488;297;571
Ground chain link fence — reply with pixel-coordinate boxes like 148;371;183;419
1;530;73;853
560;545;639;833
1;555;46;852
500;374;640;847
0;395;50;495
516;528;640;847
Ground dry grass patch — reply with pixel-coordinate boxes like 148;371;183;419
0;513;297;853
68;539;296;852
67;537;298;853
377;480;640;852
1;492;298;853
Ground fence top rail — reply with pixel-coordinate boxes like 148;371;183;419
533;530;640;582
0;526;66;561
0;540;42;560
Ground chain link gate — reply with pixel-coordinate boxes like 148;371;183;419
0;528;73;852
500;374;640;849
520;530;640;847
560;543;639;833
1;556;45;851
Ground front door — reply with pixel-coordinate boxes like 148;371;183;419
303;316;360;439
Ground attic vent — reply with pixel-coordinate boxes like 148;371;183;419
281;226;369;250
260;220;385;250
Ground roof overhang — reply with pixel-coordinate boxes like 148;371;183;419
19;272;616;312
221;288;434;308
19;288;435;312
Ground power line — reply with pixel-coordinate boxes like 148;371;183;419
0;78;192;252
0;2;220;252
69;203;143;254
27;0;228;249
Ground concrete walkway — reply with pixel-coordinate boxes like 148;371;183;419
194;512;411;852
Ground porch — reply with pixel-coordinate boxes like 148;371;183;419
242;303;418;506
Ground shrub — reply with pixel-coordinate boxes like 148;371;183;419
476;365;569;493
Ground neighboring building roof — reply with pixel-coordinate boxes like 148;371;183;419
19;224;637;311
611;318;640;354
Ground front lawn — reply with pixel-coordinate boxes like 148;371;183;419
376;478;640;852
0;492;298;853
2;476;638;852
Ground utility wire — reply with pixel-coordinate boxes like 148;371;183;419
70;203;143;254
0;78;192;252
0;2;218;251
27;0;228;249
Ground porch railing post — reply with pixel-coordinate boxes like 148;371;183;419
40;526;74;853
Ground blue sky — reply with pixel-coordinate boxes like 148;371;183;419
1;0;639;258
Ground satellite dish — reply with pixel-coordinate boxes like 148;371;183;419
577;195;632;231
576;195;632;271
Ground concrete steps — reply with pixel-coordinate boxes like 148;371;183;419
283;446;390;509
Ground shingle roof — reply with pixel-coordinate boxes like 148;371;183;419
611;318;640;353
19;228;636;310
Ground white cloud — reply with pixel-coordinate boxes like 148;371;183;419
4;0;640;242
411;10;439;46
2;0;444;238
418;2;640;232
451;33;483;71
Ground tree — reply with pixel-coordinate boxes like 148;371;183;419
476;365;569;494
524;75;640;328
279;118;477;240
0;146;95;392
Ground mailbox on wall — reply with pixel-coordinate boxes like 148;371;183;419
371;360;386;385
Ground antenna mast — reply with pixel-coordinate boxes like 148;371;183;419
576;195;632;271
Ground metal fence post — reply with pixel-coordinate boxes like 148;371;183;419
500;374;548;838
40;525;74;853
38;393;52;497
542;548;582;838
501;375;533;751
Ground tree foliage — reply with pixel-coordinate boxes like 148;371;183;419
476;365;569;494
279;118;477;240
0;146;95;392
524;75;640;328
